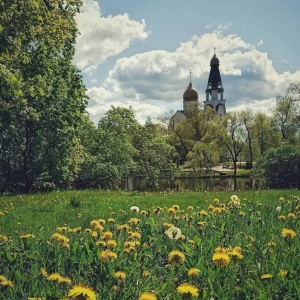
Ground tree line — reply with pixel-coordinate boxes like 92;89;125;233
0;1;299;193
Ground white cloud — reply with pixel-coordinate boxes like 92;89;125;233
73;0;149;73
257;39;264;46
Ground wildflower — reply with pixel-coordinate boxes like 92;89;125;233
172;205;180;211
261;273;273;279
163;222;173;228
208;205;214;211
187;206;194;211
108;218;115;223
96;240;106;248
100;250;118;261
279;197;284;202
168;250;185;266
68;284;96;300
130;232;141;239
142;270;150;277
187;268;201;277
212;207;222;214
212;252;230;266
214;247;227;254
0;234;8;242
20;233;35;239
107;239;117;249
228;248;243;260
267;241;277;247
165;226;181;240
101;231;113;240
40;268;48;278
177;283;199;298
231;195;239;201
276;206;281;212
0;211;5;216
114;271;126;280
198;210;208;216
168;207;175;214
0;275;14;287
278;215;286;221
130;206;140;213
153;207;162;215
287;213;296;220
197;221;208;226
90;220;103;232
47;273;71;284
128;218;140;225
98;219;106;225
51;233;69;244
278;269;288;277
281;228;296;238
139;291;157;300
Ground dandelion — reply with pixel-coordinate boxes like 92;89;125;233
187;268;201;277
267;241;277;247
107;239;117;249
198;210;208;216
208;205;214;211
141;210;148;216
165;226;181;240
108;218;115;223
0;234;8;242
281;228;296;238
279;197;285;202
47;273;71;284
187;206;194;211
139;291;157;300
261;273;273;279
163;222;174;228
114;271;126;281
100;250;118;261
0;211;5;216
278;269;288;277
228;248;243;260
98;219;106;225
168;250;185;266
212;207;222;214
68;284;96;300
287;213;296;220
96;240;106;248
128;218;140;225
40;268;48;278
212;252;230;266
20;233;35;239
177;283;199;298
130;206;140;213
51;233;69;244
0;275;14;287
90;220;103;231
130;232;141;239
276;206;281;212
168;207;175;214
142;270;150;277
278;215;286;221
101;231;113;240
172;205;180;211
153;207;162;215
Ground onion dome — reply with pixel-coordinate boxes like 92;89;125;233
183;82;198;101
210;54;219;65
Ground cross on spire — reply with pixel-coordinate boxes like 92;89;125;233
214;47;216;55
189;69;192;82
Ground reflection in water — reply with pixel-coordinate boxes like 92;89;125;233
121;177;255;191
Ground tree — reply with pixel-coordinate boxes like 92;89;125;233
252;144;300;188
0;0;87;193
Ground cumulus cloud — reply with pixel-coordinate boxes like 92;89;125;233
73;0;149;73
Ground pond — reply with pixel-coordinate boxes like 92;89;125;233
120;176;257;191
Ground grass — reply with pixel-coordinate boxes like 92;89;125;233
0;189;299;299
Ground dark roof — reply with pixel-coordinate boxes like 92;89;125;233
206;54;223;91
183;82;198;101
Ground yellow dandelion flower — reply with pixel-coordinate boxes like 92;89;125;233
187;268;201;277
85;228;92;233
168;207;175;214
267;241;277;247
47;273;71;284
228;249;244;260
141;210;148;216
165;226;181;240
173;205;180;211
212;252;230;266
261;273;273;279
153;207;162;215
142;270;150;277
187;206;194;211
214;247;227;254
100;250;118;261
0;211;5;216
101;231;113;240
287;213;296;220
96;240;106;248
139;291;157;300
0;234;8;242
213;198;220;204
51;233;69;244
168;250;185;266
107;239;117;249
128;218;140;225
281;228;296;238
198;210;208;216
208;204;214;211
40;268;48;278
108;218;115;223
278;269;288;277
278;215;286;221
163;222;174;228
177;283;199;298
20;233;35;239
98;219;106;225
91;231;98;238
130;232;141;239
114;271;126;280
279;197;284;202
68;284;96;300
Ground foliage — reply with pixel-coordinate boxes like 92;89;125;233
0;190;299;299
252;144;300;189
0;0;87;193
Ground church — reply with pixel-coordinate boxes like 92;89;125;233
170;52;226;126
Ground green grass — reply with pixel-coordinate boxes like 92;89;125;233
0;190;299;299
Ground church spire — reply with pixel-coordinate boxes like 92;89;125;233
203;51;226;116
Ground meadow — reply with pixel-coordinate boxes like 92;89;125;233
0;189;299;300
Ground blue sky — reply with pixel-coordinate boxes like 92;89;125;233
74;0;300;124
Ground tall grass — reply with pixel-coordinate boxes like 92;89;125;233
0;190;299;299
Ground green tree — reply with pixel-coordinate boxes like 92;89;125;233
252;144;300;188
0;0;87;193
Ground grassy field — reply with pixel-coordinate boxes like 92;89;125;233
0;189;299;299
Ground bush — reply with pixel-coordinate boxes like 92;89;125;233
252;144;300;188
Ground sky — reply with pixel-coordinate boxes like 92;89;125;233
73;0;300;124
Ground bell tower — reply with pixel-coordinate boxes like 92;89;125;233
203;50;226;116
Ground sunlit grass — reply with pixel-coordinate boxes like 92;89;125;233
0;190;299;299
